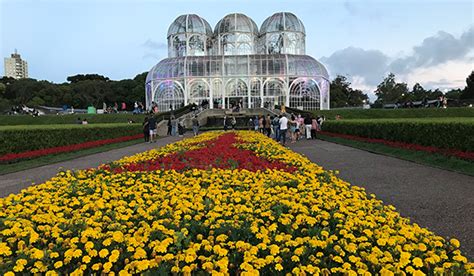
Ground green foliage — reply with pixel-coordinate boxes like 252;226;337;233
374;73;409;106
313;107;474;120
0;124;142;155
461;70;474;99
66;74;110;83
321;118;474;151
0;72;147;110
330;75;368;108
0;114;147;125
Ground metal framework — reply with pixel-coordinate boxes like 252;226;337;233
146;12;330;111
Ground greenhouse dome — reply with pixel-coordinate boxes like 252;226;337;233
260;12;306;55
146;12;330;111
167;14;213;57
214;13;259;55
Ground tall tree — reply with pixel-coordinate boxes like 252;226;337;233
330;75;368;108
461;71;474;99
374;73;408;105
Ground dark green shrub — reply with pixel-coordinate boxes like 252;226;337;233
0;124;142;155
322;118;474;151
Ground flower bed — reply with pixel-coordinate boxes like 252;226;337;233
0;134;143;163
0;131;472;275
319;131;474;161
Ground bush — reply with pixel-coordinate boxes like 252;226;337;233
0;124;142;155
322;118;474;152
308;107;474;120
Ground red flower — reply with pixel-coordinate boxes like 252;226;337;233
0;134;143;163
320;131;474;161
110;133;297;173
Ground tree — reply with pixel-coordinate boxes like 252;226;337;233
67;74;110;83
445;88;462;100
461;71;474;99
330;75;369;108
374;73;408;105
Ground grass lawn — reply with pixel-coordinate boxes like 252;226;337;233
0;138;143;175
318;134;474;176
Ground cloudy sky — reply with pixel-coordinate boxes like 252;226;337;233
1;0;473;99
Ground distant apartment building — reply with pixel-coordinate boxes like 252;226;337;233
4;50;28;79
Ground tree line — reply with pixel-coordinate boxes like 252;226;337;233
0;70;472;112
330;71;474;108
0;73;147;112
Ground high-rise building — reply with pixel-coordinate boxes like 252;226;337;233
4;50;28;79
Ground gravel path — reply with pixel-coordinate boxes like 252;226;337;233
288;139;474;260
0;135;185;197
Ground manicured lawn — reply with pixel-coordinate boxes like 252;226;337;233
318;133;474;176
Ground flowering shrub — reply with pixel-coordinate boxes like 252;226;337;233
0;131;472;275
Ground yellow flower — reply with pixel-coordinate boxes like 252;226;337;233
82;255;91;263
275;263;283;271
450;238;460;248
54;261;63;269
412;257;423;268
0;242;12;256
99;248;109;258
113;231;124;242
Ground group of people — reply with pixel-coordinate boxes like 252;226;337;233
246;113;325;145
167;116;186;137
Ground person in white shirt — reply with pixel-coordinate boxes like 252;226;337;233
279;115;288;145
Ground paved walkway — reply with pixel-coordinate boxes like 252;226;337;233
0;135;185;197
288;139;474;260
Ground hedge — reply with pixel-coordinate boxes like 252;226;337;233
285;107;474;120
321;118;474;152
0;124;143;155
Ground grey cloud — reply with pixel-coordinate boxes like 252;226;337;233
423;79;465;88
389;27;474;73
320;47;389;85
142;39;167;50
320;27;473;88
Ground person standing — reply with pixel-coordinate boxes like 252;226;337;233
272;115;280;141
148;116;157;142
231;116;237;130
142;116;150;142
265;114;272;137
171;116;177;136
167;118;172;136
258;116;264;133
311;117;318;139
223;115;228;131
192;115;200;136
279;114;288;145
254;115;259;131
248;117;253;130
304;114;312;140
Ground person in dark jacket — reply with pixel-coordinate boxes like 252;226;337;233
142;116;150;142
167;118;172;136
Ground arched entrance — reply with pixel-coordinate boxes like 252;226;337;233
225;79;248;109
289;78;320;110
153;80;185;112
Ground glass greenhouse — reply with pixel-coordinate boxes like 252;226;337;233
146;12;330;111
